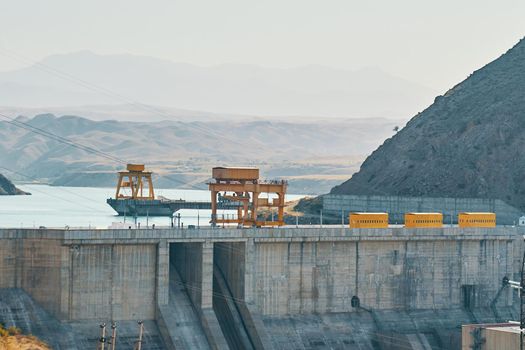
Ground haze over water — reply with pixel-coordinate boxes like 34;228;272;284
0;184;305;229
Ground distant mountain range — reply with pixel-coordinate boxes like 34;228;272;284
0;114;398;194
0;51;436;120
331;37;525;211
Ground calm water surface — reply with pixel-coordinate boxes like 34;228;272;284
0;184;305;229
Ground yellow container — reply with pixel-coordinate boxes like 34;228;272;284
127;164;145;172
405;213;443;228
212;167;259;181
349;212;388;228
458;212;496;228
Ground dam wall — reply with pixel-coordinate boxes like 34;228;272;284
0;227;523;349
249;229;517;316
0;234;66;318
323;194;524;225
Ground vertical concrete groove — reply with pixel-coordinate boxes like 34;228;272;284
110;244;114;321
355;241;359;297
299;241;304;314
68;246;74;320
432;242;436;308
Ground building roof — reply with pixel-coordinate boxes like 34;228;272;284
459;212;496;215
405;212;442;215
485;325;521;334
351;212;388;215
463;323;520;334
212;166;258;170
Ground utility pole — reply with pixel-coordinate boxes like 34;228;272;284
341;209;344;227
98;323;106;350
135;321;144;350
320;210;323;227
109;322;117;350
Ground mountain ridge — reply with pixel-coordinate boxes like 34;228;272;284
330;37;525;211
0;51;436;119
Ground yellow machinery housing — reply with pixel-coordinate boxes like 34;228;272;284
405;213;443;228
212;167;259;181
349;212;388;228
115;164;155;200
458;212;496;228
209;167;286;227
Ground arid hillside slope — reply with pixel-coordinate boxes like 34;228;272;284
0;325;49;350
331;37;525;210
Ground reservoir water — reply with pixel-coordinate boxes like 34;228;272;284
0;184;306;229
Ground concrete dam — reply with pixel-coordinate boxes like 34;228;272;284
0;227;522;349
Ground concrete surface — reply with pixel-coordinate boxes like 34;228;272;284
0;226;523;349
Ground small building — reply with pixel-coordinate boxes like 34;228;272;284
404;212;443;228
462;323;519;350
349;212;388;228
458;212;496;228
519;216;525;226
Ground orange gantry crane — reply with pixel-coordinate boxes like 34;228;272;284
115;164;155;200
209;167;286;227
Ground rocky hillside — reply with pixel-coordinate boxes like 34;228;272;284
331;37;525;211
0;174;28;195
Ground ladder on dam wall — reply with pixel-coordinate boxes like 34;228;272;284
157;265;212;349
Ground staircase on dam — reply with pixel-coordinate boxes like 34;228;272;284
157;264;212;349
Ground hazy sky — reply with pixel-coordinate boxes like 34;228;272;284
0;0;524;92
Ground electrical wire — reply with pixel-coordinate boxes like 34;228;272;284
0;165;111;207
0;47;257;150
0;112;206;191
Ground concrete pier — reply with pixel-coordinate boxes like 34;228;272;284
0;226;523;349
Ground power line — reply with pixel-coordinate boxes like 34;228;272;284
0;165;109;208
0;113;125;164
0;47;254;149
0;112;204;190
0;47;262;192
0;168;108;215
